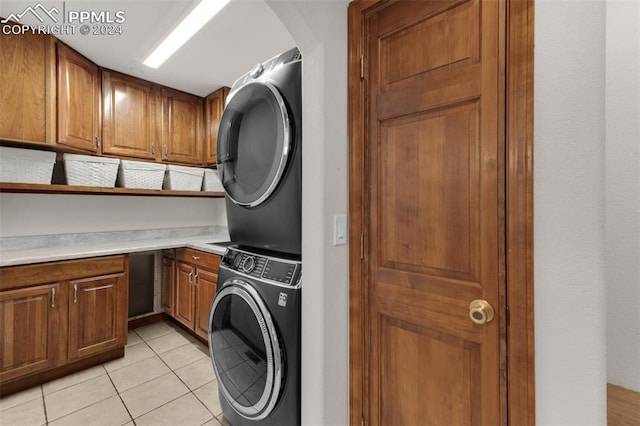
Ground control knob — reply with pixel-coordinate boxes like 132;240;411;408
241;256;256;274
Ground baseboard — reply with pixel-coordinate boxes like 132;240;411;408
608;383;640;426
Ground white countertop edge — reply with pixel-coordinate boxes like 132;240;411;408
0;236;230;267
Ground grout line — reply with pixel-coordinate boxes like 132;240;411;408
41;385;48;426
105;372;135;426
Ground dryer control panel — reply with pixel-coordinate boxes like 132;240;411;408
222;248;301;287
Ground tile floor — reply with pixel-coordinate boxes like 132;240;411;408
0;320;230;426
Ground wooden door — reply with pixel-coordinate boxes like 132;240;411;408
0;283;63;381
350;0;506;425
195;268;218;340
57;43;100;152
162;88;204;165
161;256;176;316
204;87;230;165
174;262;196;329
68;274;127;359
0;27;56;144
102;71;161;160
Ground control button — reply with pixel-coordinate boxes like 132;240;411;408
241;256;256;274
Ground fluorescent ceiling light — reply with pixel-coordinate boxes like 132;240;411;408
143;0;232;68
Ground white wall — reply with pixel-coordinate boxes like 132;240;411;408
0;194;227;237
535;0;607;424
606;0;640;392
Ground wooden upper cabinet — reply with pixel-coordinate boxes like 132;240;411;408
161;87;204;165
204;87;229;165
57;43;100;152
102;71;161;160
0;26;56;144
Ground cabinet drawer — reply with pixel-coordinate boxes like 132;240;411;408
0;255;127;291
175;248;220;271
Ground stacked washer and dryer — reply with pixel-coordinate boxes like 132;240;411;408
207;48;302;426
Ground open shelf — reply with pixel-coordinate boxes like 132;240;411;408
0;183;224;198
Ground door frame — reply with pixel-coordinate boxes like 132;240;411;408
347;0;535;424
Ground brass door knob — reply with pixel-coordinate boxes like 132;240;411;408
469;300;495;325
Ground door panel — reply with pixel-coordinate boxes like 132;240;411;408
175;262;196;329
195;268;217;340
358;0;505;425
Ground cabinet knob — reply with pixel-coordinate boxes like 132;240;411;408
192;256;200;260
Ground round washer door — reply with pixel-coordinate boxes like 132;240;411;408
216;81;292;207
208;279;283;420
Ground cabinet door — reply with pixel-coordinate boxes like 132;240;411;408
0;283;64;382
161;256;175;316
102;71;161;160
194;268;218;341
68;273;127;360
162;88;204;165
204;87;229;165
0;27;55;144
57;43;100;152
174;262;196;329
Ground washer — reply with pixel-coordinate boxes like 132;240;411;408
208;246;301;426
217;48;302;256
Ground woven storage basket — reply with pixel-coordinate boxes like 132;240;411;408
117;160;166;190
63;154;120;187
202;169;224;192
163;164;204;191
0;147;56;184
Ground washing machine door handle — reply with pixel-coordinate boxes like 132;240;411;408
208;279;283;420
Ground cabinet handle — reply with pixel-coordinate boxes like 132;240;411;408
191;255;200;260
163;145;168;159
73;283;78;303
194;273;199;287
188;272;193;284
151;143;156;156
96;136;101;149
51;287;56;308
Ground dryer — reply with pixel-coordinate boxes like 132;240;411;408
217;48;302;256
208;246;301;426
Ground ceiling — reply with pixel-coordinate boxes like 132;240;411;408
0;0;295;96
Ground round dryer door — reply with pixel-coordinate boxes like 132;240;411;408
216;81;292;207
208;279;283;420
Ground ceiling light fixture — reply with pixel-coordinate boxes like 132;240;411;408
143;0;232;68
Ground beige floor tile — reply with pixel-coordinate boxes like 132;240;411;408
174;357;216;390
145;331;193;354
0;385;42;412
108;356;171;393
119;372;189;419
160;342;209;370
202;418;224;426
135;393;213;426
216;414;231;426
48;395;131;426
194;380;223;417
103;342;155;373
134;322;177;342
43;364;106;395
126;330;143;347
0;396;46;426
44;374;116;421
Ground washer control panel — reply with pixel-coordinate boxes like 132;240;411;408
223;248;301;287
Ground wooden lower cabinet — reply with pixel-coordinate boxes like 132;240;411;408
161;255;175;316
0;255;128;395
163;248;220;341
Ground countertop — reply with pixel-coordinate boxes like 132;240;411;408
0;226;231;267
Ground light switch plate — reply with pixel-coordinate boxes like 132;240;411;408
333;214;347;246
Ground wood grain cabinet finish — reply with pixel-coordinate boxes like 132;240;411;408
204;87;230;165
102;70;161;160
166;248;220;340
161;88;204;165
0;26;56;144
0;255;128;391
0;283;64;382
57;43;101;152
161;255;176;316
68;273;127;360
